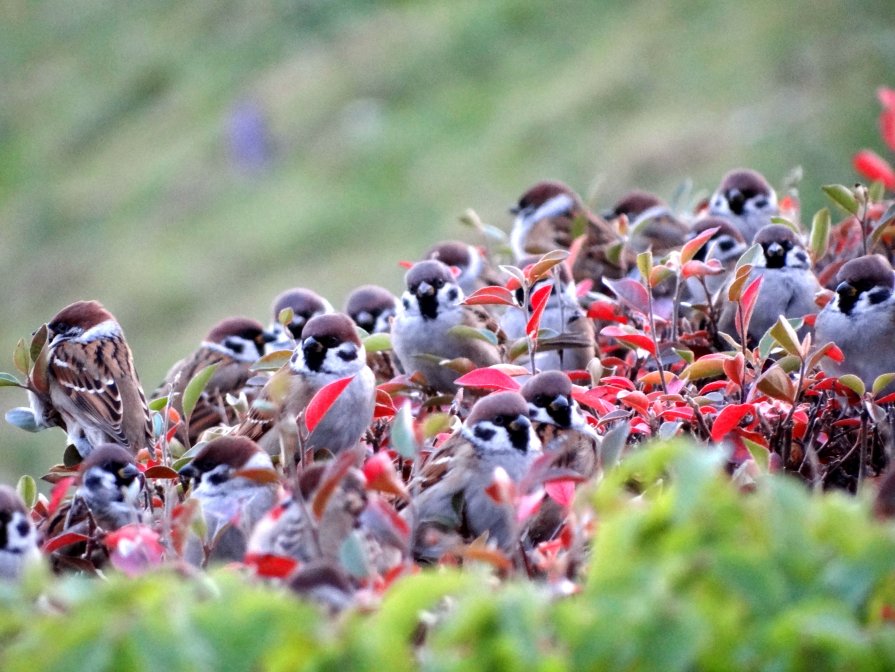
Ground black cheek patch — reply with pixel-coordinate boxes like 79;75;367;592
337;348;357;362
868;288;891;305
474;426;496;443
548;406;573;429
508;426;529;452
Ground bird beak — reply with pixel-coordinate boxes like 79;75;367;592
727;189;745;215
835;281;857;299
303;335;324;354
509;205;520;215
178;464;198;489
119;463;139;481
508;415;531;433
417;281;435;297
767;242;784;259
260;330;279;344
548;396;570;413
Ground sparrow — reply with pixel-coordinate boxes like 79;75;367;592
235;313;376;456
266;287;333;353
510;181;632;283
0;485;40;581
178;436;278;565
155;317;272;444
520;371;599;479
708;168;779;243
392;259;502;393
411;391;541;562
500;258;595;372
344;284;398;335
425;240;498;295
815;254;895;388
718;225;819;344
72;444;144;532
605;190;689;255
682;216;748;308
25;300;153;458
519;371;599;545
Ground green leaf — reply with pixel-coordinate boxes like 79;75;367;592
636;250;653;283
148;396;169;412
822;184;859;215
743;437;769;470
838;374;865;397
734;243;762;274
390;402;419;459
869;179;886;203
251;350;291;371
339;530;371;579
277;307;294;328
16;474;37;508
13;338;29;375
448;324;498;345
769;316;801;357
363;332;392;353
5;407;41;432
182;364;219;420
673;348;694;365
809;207;831;259
869;202;895;250
570;212;588;239
872;373;895;396
600;420;630;469
0;372;24;387
458;208;485;230
29;324;47;364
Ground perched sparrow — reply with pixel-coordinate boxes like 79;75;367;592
73;444;144;532
235;313;376;456
683;216;748;307
344;284;398;335
266;288;333;353
815;254;895;388
26;300;153;458
425;240;497;295
500;258;595;372
520;371;600;545
708;168;778;243
412;391;541;561
520;371;599;479
249;460;403;575
718;225;819;343
392;260;501;393
155;317;271;444
178;436;278;564
605;190;689;255
0;485;40;581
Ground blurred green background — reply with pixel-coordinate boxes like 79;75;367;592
1;0;892;484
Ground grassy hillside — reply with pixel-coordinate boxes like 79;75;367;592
1;0;893;482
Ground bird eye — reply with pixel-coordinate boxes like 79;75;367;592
492;416;505;426
534;394;550;407
433;279;444;289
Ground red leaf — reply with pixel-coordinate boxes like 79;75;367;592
485;467;516;505
43;531;89;553
526;283;553;338
363;452;408;498
245;553;299;579
47;476;75;516
879;86;895;110
681;259;724;279
305;375;355;433
604;277;650;314
454;367;522;391
600;326;657;356
736;275;764;339
311;451;357;520
398;260;413;269
545;479;576;507
711;403;754;443
373;388;397;419
617;390;650;415
586;300;628;323
464;285;517;307
600;376;636;390
681;226;719;264
881;109;895;154
165;422;182;444
854;150;895;189
515;490;544;523
143;465;180;480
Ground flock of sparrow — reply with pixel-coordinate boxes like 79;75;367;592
1;167;894;606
